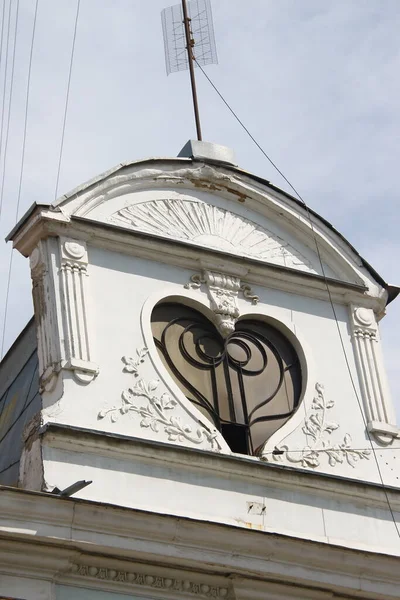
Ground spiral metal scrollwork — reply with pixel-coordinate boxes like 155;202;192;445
152;303;301;455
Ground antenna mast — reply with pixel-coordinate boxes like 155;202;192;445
161;0;218;141
181;0;202;140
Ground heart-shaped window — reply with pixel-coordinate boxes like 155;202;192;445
151;302;302;455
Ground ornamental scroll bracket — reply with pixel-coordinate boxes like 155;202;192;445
349;306;399;445
185;270;259;337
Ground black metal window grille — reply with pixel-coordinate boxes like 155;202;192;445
151;303;302;455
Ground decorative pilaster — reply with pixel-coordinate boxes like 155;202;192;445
185;270;259;337
350;306;398;444
59;238;98;383
29;237;98;391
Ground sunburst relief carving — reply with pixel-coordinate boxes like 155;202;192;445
109;198;316;272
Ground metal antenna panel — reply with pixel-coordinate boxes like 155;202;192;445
161;0;218;75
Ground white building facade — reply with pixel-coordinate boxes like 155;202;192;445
1;141;400;600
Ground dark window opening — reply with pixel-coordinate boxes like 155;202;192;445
151;302;302;455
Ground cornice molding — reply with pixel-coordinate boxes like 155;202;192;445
9;208;381;311
1;487;400;599
68;562;229;599
12;160;385;287
7;159;391;305
39;425;400;511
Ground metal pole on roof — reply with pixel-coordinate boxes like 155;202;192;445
181;0;202;141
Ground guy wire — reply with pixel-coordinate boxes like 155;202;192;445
54;0;80;200
194;58;400;538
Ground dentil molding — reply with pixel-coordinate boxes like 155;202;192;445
349;305;399;444
29;237;98;391
185;269;259;337
71;563;229;598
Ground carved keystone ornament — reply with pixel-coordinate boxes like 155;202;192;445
185;269;259;337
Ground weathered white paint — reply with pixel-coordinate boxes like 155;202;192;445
11;162;399;487
4;154;400;600
1;487;400;600
27;245;397;484
46;159;381;293
39;433;400;556
30;236;98;393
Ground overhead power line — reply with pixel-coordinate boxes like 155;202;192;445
0;0;13;172
0;0;20;222
1;0;81;358
0;0;39;359
54;0;81;200
195;58;400;539
0;2;7;87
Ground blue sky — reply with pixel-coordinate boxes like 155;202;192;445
0;0;399;416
